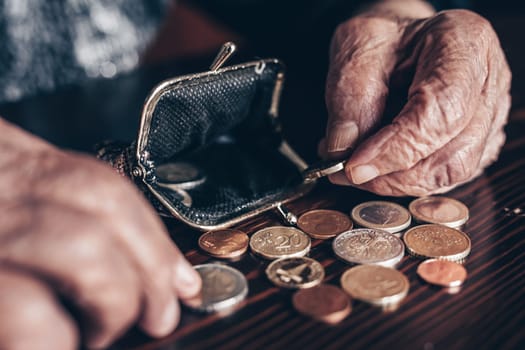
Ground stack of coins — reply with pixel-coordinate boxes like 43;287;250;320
249;226;311;260
198;229;249;259
333;228;405;268
341;265;409;311
351;201;411;236
185;263;248;314
403;224;471;263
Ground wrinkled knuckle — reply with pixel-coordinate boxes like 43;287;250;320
63;233;116;291
147;258;173;292
438;156;473;188
388;123;426;169
438;9;489;28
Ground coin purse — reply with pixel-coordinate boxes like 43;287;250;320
98;44;323;231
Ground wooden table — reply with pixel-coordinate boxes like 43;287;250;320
1;11;523;349
109;114;525;350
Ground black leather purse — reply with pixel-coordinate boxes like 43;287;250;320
97;43;341;231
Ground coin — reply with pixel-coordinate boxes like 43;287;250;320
351;201;411;234
185;263;248;313
297;209;353;239
403;224;471;262
332;228;405;267
417;259;467;288
340;265;409;307
266;257;325;289
303;159;346;182
198;229;249;259
409;196;469;228
155;162;206;190
292;284;351;324
250;226;311;260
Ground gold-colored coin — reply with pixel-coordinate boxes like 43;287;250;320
340;265;409;307
297;209;353;239
403;224;471;262
409;196;469;228
250;226;311;260
198;229;249;259
292;284;351;324
266;257;325;289
351;201;411;234
417;259;467;288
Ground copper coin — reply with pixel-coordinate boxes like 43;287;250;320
403;224;471;262
409;196;469;228
265;257;324;289
250;226;311;260
297;209;353;239
351;201;411;234
417;259;467;288
198;229;249;259
292;284;351;324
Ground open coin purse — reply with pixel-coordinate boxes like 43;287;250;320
98;44;327;231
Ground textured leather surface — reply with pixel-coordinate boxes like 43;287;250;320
142;61;305;227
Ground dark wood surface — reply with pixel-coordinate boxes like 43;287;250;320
108;108;525;350
0;9;522;350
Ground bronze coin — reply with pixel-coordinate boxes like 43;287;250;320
403;224;471;262
198;229;249;259
292;284;351;324
417;259;467;288
340;265;409;307
250;226;311;260
297;209;353;239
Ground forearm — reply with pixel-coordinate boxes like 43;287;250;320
359;0;436;18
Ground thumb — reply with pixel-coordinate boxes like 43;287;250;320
323;17;402;155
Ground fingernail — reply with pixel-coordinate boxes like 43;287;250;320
350;164;379;184
327;121;358;152
158;298;178;336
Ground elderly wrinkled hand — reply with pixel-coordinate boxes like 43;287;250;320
0;119;201;350
321;7;511;196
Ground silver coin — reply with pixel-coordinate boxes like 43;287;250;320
302;159;346;182
185;264;248;313
351;201;411;234
333;228;405;267
156;162;206;190
409;196;469;228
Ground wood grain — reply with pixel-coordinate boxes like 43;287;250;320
111;113;525;350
